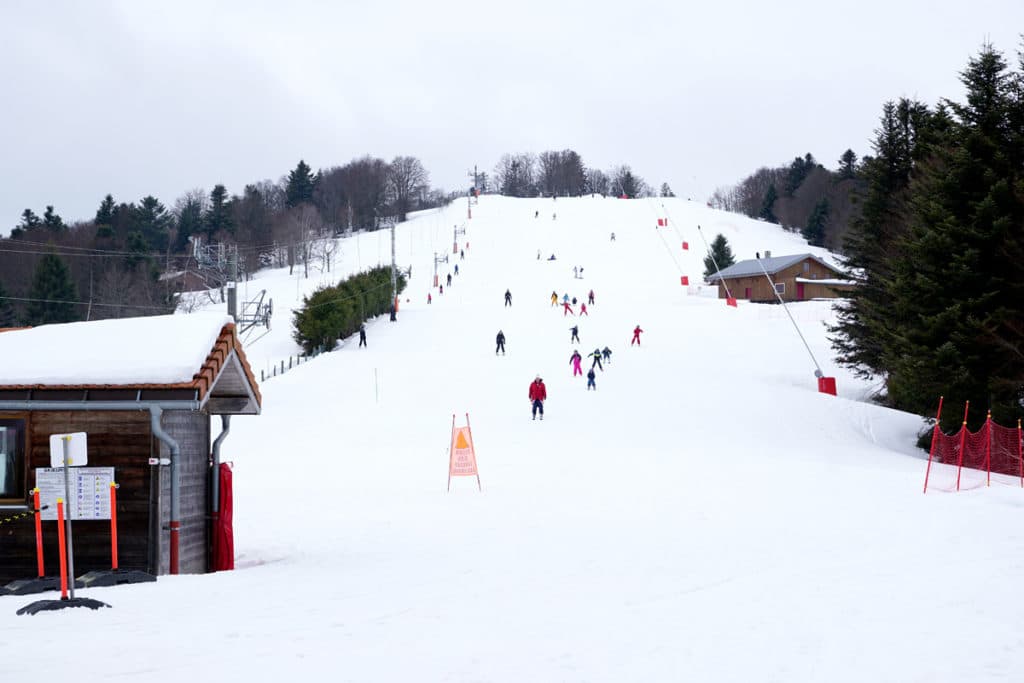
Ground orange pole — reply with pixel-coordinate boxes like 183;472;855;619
923;396;943;494
956;401;970;492
32;488;44;577
110;482;119;571
57;499;68;600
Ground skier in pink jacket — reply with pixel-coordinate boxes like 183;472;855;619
569;350;583;376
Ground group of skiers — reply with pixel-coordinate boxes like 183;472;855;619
552;289;594;316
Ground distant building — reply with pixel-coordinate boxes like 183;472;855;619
0;313;261;585
706;253;854;303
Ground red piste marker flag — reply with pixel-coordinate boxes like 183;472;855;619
448;413;481;492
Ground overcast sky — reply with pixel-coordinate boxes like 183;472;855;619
1;0;1021;232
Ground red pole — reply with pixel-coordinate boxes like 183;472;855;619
956;401;970;492
57;499;68;600
447;413;455;492
1018;419;1022;488
169;521;180;575
923;396;943;494
110;482;119;571
32;488;44;577
985;412;992;487
466;412;481;492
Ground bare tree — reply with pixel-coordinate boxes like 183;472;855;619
386;156;429;222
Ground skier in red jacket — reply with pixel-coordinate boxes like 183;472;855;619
631;325;643;346
529;375;547;420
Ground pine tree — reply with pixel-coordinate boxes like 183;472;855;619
886;44;1024;428
94;194;116;239
802;199;829;246
0;280;16;327
25;253;79;325
660;183;675;197
205;184;234;238
838;149;858;179
134;196;172;252
829;98;942;380
703;233;735;278
43;206;65;232
759;184;778;222
286;160;316;208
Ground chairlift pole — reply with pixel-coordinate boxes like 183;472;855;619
390;219;397;320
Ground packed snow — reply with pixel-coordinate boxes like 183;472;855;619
4;196;1023;682
0;312;233;385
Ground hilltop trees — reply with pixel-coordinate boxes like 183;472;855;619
386;156;429;222
286;160;316;208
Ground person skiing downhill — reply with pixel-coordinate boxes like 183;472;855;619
570;350;583;376
358;324;367;348
563;301;575;317
570;325;580;344
427;293;432;304
631;325;643;346
529;375;547;420
588;348;603;371
580;302;588;316
496;330;506;355
588;289;595;305
447;273;452;287
586;367;596;391
504;289;512;306
551;291;558;306
602;346;612;364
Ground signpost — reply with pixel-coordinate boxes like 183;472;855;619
16;433;110;614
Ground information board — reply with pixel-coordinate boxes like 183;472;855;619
35;467;114;521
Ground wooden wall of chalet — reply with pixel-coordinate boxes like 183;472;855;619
0;410;153;585
157;411;210;575
716;258;844;302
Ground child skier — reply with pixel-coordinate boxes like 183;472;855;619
496;330;506;355
504;289;512;306
631;325;643;346
570;350;583;376
588;348;603;371
586;367;596;391
602;346;612;364
570;325;580;344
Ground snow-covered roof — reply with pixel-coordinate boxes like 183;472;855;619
0;312;257;391
795;277;856;286
707;253;840;282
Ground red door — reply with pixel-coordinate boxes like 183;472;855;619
797;283;805;300
744;287;751;299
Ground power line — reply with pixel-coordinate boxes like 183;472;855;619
0;296;177;311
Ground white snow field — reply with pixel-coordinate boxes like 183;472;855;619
4;196;1024;682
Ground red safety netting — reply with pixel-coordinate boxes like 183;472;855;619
924;417;1023;493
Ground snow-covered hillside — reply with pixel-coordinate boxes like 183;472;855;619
5;196;1023;683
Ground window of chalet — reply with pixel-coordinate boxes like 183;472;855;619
803;262;809;272
0;417;27;502
775;282;785;295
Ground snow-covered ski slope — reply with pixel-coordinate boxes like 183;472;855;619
7;196;1024;682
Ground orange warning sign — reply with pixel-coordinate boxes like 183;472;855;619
448;413;481;491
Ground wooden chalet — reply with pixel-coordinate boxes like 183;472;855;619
0;313;261;585
706;253;854;303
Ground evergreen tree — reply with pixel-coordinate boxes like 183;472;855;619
286;160;316;208
42;206;65;232
0;280;16;327
25;253;79;325
205;184;234;237
703;233;735;278
886;44;1024;428
759;184;778;222
660;182;675;197
784;153;817;196
838;149;858;179
802;199;830;246
13;208;41;238
829;98;942;380
134;196;173;252
95;194;116;239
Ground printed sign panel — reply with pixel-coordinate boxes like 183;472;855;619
35;467;114;521
449;427;478;477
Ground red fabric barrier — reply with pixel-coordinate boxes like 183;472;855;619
212;462;234;571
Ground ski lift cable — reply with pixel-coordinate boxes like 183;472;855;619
754;252;824;378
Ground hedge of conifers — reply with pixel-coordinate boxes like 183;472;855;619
292;266;407;353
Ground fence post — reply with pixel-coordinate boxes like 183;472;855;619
923;396;943;494
1018;419;1022;488
956;401;970;492
985;411;992;487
